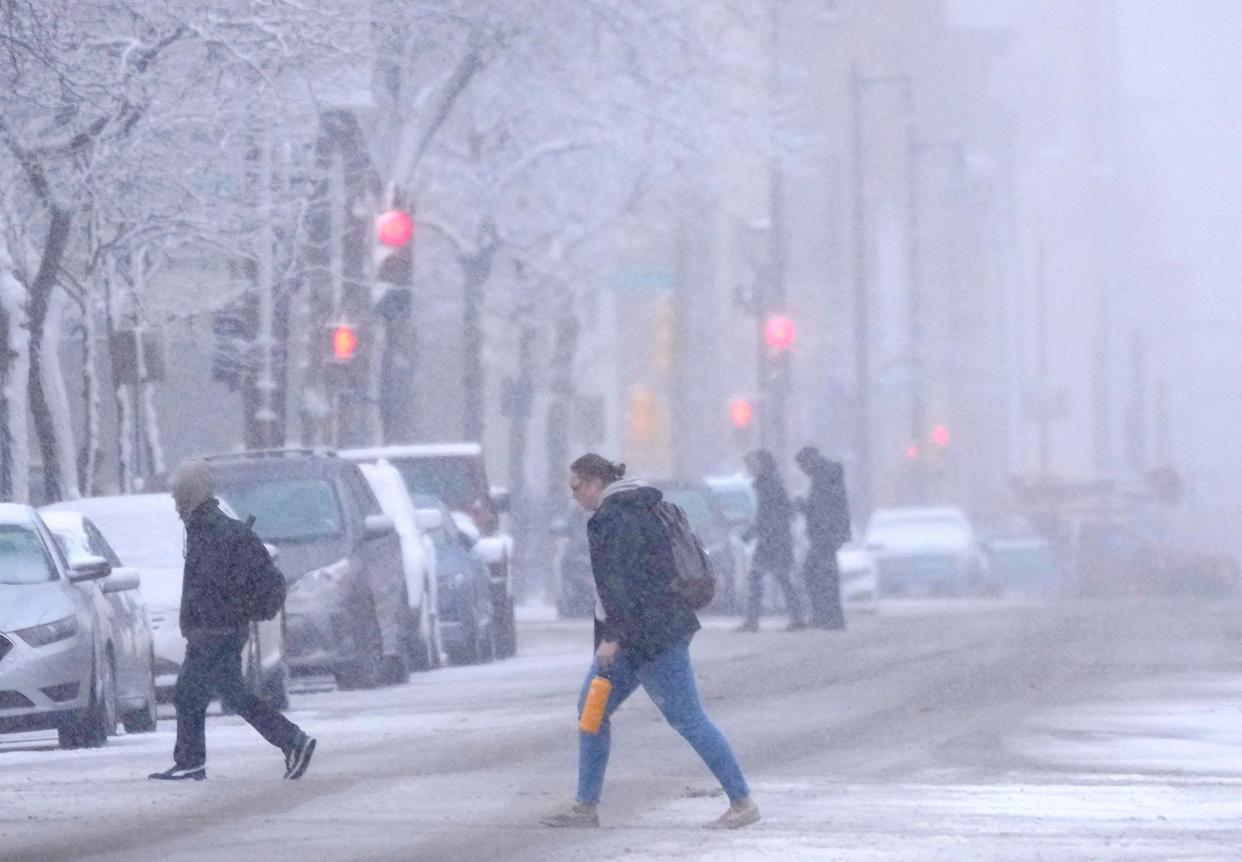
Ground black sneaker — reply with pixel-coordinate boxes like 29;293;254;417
284;734;316;780
149;765;206;781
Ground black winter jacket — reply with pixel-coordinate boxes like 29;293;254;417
179;499;267;634
801;457;851;549
745;472;795;569
588;482;700;664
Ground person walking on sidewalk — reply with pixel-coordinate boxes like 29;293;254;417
148;460;315;782
541;454;760;830
738;450;805;632
795;446;851;630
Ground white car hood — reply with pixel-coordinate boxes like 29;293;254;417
0;581;76;632
138;567;184;613
867;528;971;556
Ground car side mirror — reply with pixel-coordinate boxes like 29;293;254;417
69;555;112;582
102;568;140;593
415;509;444;532
364;514;395;540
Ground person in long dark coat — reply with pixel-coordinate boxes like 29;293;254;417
795;446;850;629
739;450;805;632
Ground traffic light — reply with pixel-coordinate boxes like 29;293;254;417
374;208;414;294
763;314;796;352
328;323;359;363
376;209;413;248
905;443;920;461
930;424;950;448
730;398;754;430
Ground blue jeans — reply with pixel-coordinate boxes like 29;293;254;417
576;636;750;804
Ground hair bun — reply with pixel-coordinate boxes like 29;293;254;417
614;462;627;480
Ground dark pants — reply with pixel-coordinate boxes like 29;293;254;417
173;628;300;769
746;559;804;624
803;546;845;629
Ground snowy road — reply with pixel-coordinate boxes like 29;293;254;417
4;597;1242;861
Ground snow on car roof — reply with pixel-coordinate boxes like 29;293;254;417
870;506;969;524
41;494;184;571
0;502;37;526
38;509;87;533
340;442;483;461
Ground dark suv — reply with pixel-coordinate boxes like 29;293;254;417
202;449;409;689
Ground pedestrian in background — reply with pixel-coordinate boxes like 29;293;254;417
148;460;316;782
795;447;850;630
541;454;759;830
738;449;805;632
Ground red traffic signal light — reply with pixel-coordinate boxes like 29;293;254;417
730;398;753;429
931;424;950;447
330;324;359;362
905;443;920;461
764;314;796;352
376;209;413;248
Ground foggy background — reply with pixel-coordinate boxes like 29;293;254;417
2;0;1240;560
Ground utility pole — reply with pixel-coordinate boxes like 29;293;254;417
1035;242;1051;476
906;123;925;503
850;63;910;513
906;126;964;503
761;1;788;458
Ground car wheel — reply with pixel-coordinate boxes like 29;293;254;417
59;655;116;749
490;584;516;658
122;657;159;733
335;590;386;690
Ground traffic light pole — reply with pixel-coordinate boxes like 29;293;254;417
850;64;910;514
906;126;963;503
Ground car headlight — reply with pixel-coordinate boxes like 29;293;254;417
16;614;79;648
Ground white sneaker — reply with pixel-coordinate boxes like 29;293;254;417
704;797;760;830
540;801;600;828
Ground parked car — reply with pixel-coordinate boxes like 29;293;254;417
659;479;739;613
356;459;441;670
204;448;409;690
983;533;1060;596
39;510;158;733
42;493;288;709
0;504;147;748
341;443;517;658
864;506;989;597
703;474;759;613
551;505;595;618
837;542;880;613
411;494;496;665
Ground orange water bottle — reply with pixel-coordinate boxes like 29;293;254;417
578;671;612;734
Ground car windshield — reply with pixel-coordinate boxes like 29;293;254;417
391;457;479;512
217;478;343;543
709;486;755;523
0;524;58;585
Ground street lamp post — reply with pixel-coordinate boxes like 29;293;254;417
850;62;910;513
906;125;964;502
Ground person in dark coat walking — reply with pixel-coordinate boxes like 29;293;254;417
148;460;316;782
795;446;851;630
542;454;759;830
738;450;805;632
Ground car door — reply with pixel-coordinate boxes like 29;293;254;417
81;518;151;705
342;465;407;656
